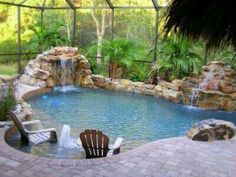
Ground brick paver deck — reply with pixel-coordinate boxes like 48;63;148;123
0;128;236;177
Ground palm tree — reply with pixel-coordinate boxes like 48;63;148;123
149;36;202;81
102;38;146;79
164;0;236;52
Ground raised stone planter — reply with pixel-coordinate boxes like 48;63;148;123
187;119;236;141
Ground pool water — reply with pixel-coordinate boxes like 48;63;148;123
7;86;236;159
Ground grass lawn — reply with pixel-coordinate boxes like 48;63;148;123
0;63;18;75
0;60;29;75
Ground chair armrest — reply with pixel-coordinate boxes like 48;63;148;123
76;138;82;146
109;138;123;150
22;120;41;126
27;128;56;134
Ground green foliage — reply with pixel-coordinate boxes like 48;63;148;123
115;9;155;48
128;62;149;82
154;36;203;81
88;37;149;80
0;39;18;63
0;86;16;121
102;38;141;68
207;47;236;69
0;63;17;75
0;2;235;82
27;21;67;51
103;37;148;78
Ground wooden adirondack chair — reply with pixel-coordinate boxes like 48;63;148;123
9;111;58;145
79;129;123;159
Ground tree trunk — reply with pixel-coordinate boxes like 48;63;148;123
96;35;103;63
91;3;110;64
109;62;117;79
112;63;117;79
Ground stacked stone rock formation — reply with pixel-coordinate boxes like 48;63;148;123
20;47;94;88
181;61;236;111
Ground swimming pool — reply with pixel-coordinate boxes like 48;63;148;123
7;86;236;159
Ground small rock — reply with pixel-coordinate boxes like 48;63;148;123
132;82;145;87
119;79;133;86
143;84;156;89
154;85;163;92
35;81;46;88
78;61;90;69
20;74;37;86
46;77;55;88
92;75;105;83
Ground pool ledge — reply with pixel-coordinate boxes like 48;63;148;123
18;84;51;101
1;127;236;177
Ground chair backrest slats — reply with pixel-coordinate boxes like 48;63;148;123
98;132;103;156
80;129;109;159
9;111;29;144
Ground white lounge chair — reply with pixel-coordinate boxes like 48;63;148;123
9;111;58;145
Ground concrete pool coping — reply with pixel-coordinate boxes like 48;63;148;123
18;84;51;101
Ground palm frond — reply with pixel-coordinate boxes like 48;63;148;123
164;0;236;51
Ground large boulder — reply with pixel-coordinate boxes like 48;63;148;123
20;74;38;85
187;119;236;141
25;66;50;80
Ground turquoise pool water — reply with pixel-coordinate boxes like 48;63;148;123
7;86;236;159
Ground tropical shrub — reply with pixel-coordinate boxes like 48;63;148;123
87;37;149;80
152;36;203;81
0;86;16;121
102;38;148;79
26;21;67;52
207;47;236;69
128;62;149;82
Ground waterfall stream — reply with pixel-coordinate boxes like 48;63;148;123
51;58;77;92
60;58;76;87
189;66;226;108
60;59;67;88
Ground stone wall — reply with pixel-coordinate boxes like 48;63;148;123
19;47;236;111
20;47;94;88
91;75;182;103
91;62;236;111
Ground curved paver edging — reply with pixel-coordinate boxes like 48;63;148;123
1;126;236;177
2;126;178;166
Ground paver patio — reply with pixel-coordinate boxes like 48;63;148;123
0;127;236;177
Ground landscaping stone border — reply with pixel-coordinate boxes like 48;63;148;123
20;47;236;111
